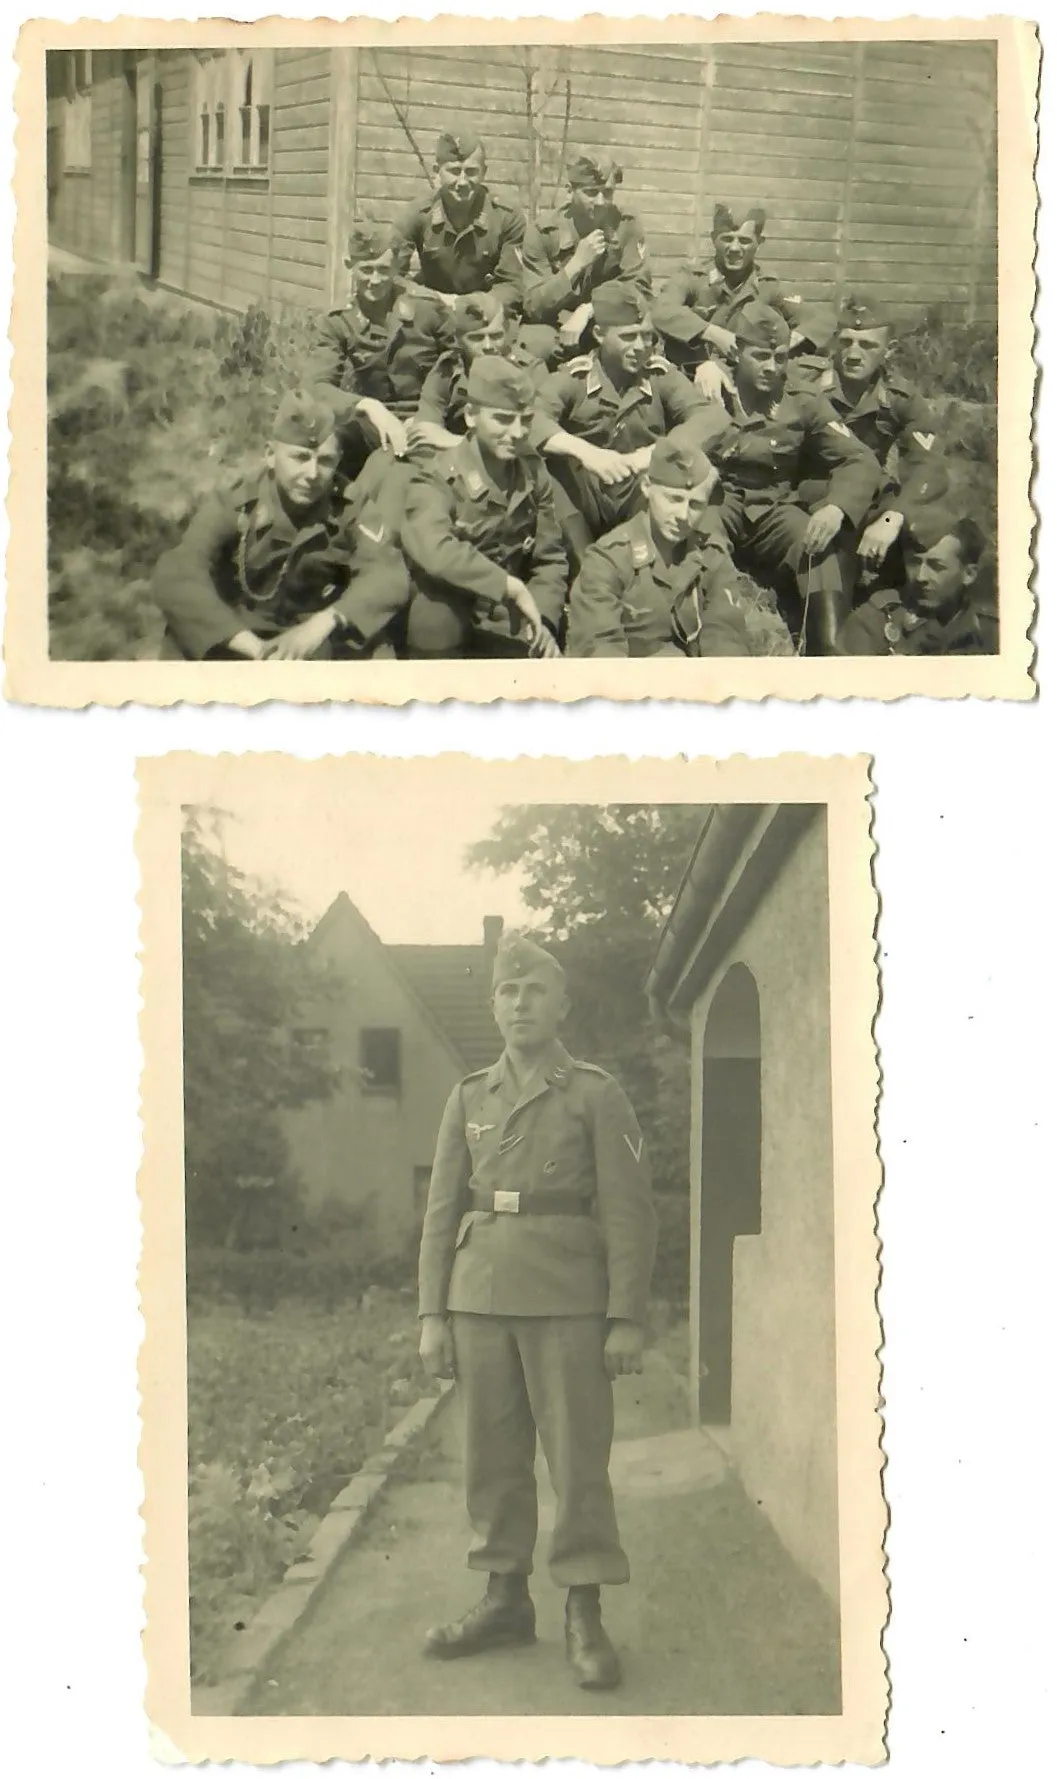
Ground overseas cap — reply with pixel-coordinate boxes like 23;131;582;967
512;322;560;369
453;291;505;336
567;151;623;189
713;201;767;236
591;280;647;329
344;223;395;264
793;303;837;352
903;503;963;553
649;436;716;491
466;354;536;410
271;390;338;448
435;127;484;165
492;933;565;990
733;301;792;350
838;292;891;333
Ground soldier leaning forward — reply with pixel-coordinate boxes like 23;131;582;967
836;510;997;657
391;128;543;311
521;152;651;353
412;293;558;459
418;935;657;1692
693;301;880;656
532;280;713;568
153;392;410;662
566;437;751;658
398;356;568;659
652;202;804;386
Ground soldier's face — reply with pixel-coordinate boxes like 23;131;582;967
460;311;511;361
907;536;979;611
493;968;568;1050
647;470;720;542
837;327;889;383
436;148;487;210
570;179;618;230
597;322;650;379
713;223;761;276
467;400;532;461
267;437;341;510
737;342;789;398
351;252;398;306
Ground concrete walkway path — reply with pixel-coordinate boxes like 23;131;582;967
239;1351;841;1718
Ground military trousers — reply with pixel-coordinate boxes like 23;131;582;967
451;1312;631;1587
720;495;857;657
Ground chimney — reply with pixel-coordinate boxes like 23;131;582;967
482;915;503;957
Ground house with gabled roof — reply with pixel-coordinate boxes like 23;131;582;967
283;892;502;1259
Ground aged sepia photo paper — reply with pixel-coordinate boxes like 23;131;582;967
138;751;886;1764
7;14;1038;706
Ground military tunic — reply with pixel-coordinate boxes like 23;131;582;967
836;587;999;656
152;470;410;661
306;289;451;421
521;203;651;327
392;191;540;308
791;362;944;528
399;435;569;656
652;264;803;372
416;333;556;440
566;512;751;658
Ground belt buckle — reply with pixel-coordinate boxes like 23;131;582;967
493;1190;520;1215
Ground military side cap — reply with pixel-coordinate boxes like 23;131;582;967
466;354;536;410
733;301;791;349
794;303;837;352
591;280;646;328
435;127;484;164
492;933;564;990
649;435;716;491
513;322;561;369
713;201;766;236
903;503;962;552
567;151;623;189
838;292;890;332
453;291;505;336
271;390;338;447
344;223;393;264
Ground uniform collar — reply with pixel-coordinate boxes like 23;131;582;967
831;367;883;418
709;265;760;302
587;352;652;405
428;190;495;240
486;1039;574;1100
249;470;340;542
452;434;531;504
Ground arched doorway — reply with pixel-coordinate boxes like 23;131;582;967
697;963;761;1425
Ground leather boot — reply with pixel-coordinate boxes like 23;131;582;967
564;1584;621;1689
423;1573;536;1659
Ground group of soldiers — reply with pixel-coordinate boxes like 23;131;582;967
153;128;997;662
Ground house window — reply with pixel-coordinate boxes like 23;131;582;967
191;48;273;178
359;1028;401;1094
232;48;272;173
63;49;93;171
193;51;226;173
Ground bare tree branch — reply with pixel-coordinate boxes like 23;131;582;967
367;48;432;185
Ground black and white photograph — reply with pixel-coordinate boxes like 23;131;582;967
137;752;884;1765
6;15;1036;702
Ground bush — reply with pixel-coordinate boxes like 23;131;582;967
891;307;998;407
186;1247;373;1315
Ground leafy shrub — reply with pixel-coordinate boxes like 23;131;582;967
891;307;998;406
186;1247;373;1315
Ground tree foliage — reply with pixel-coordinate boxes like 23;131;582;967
181;808;341;1250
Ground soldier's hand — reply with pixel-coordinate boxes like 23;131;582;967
604;1321;646;1380
420;1316;456;1381
569;231;608;275
226;629;267;660
528;623;562;660
577;442;637;487
503;577;549;649
857;511;904;568
558;303;594;349
802;503;845;556
694;360;730;403
356;397;407;458
264;609;338;660
407;419;461;454
703;322;738;361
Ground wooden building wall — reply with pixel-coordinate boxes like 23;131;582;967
48;50;135;265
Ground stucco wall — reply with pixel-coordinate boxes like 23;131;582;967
689;811;838;1602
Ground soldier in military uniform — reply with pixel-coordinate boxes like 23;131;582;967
791;294;947;589
533;281;713;566
419;934;657;1690
306;224;451;475
836;511;996;656
652;202;805;396
566;436;751;658
152;391;410;661
521;152;651;354
392;128;542;312
398;357;567;658
409;292;558;462
693;301;880;655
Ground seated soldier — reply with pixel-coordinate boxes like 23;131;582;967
652;202;804;398
521;151;651;353
532;281;714;568
836;512;996;656
792;294;948;589
399;356;567;660
306;224;448;474
391;128;543;312
152;392;409;662
409;293;558;460
566;436;751;659
693;301;880;656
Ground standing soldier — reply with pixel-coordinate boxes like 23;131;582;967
418;934;657;1691
566;436;751;658
533;281;714;565
652;202;804;397
152;392;409;661
835;511;996;656
306;224;450;474
521;152;651;353
693;301;880;656
392;128;541;312
399;356;567;659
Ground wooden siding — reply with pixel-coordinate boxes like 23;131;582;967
48;49;134;263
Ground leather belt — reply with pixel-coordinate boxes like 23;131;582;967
469;1188;594;1217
